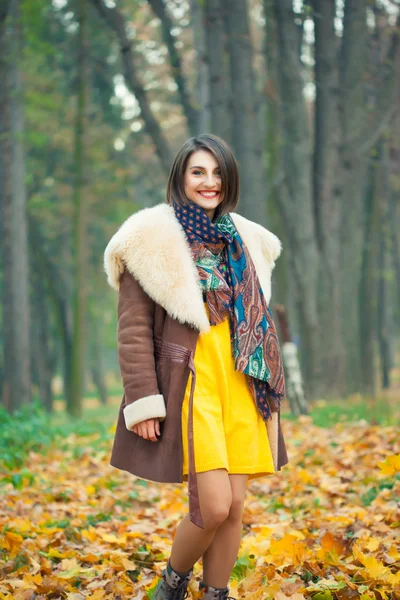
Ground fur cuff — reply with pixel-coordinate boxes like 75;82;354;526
123;394;166;431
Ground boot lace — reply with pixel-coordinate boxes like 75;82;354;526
199;582;236;600
164;578;190;600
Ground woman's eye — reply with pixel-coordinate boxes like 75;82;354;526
193;170;221;176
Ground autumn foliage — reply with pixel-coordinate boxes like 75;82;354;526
1;415;399;600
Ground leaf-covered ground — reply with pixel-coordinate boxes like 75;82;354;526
1;415;399;600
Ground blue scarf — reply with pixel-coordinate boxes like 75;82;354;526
173;200;285;421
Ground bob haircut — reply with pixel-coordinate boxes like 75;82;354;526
166;133;240;220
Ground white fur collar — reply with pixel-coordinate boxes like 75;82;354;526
104;203;282;333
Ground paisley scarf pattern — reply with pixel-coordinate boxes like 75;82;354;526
173;200;285;421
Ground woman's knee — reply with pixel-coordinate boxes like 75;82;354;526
202;500;231;530
197;469;232;530
227;494;245;522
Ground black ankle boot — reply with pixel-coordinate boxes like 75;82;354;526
199;581;236;600
154;560;193;600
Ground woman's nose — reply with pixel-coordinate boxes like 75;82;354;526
204;175;217;187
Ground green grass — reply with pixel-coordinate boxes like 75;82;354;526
282;396;399;428
1;390;398;473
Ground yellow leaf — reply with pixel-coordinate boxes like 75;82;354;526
320;531;346;556
378;454;400;475
388;544;400;560
121;557;137;570
126;531;144;539
353;545;389;581
80;553;100;564
100;533;127;545
365;537;381;552
288;528;306;540
144;576;159;590
297;469;314;485
22;573;43;586
81;528;97;542
48;548;73;559
386;570;400;586
2;532;23;556
6;518;32;533
86;591;106;600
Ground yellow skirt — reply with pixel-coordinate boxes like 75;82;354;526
182;304;275;480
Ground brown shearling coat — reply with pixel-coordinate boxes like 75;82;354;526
104;203;289;528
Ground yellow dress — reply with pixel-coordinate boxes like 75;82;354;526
182;303;275;480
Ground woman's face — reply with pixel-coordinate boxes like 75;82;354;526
184;149;224;220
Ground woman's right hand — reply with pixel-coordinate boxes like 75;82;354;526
133;417;160;442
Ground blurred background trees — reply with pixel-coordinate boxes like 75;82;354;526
0;0;399;418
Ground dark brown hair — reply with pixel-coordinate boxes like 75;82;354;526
166;133;240;220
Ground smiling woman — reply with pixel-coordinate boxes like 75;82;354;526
105;133;287;600
166;133;240;223
184;151;224;221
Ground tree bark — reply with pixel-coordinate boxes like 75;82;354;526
273;0;321;398
204;0;231;143
147;0;199;137
359;145;381;396
311;0;346;393
89;320;108;406
224;0;267;224
1;0;31;411
262;0;289;311
91;0;173;173
189;0;210;133
376;140;393;390
70;0;89;417
0;4;12;409
275;304;308;416
339;0;372;393
29;216;74;411
30;265;55;412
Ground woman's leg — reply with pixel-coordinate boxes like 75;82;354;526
202;474;249;588
169;469;232;573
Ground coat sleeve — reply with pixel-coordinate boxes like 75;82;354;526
117;267;166;431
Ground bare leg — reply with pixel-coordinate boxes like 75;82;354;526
169;469;232;573
202;474;248;588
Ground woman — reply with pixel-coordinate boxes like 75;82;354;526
104;134;288;600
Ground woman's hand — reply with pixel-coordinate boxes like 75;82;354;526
133;418;160;442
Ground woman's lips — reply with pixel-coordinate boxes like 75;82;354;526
198;191;219;198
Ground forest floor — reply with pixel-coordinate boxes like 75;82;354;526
0;392;399;600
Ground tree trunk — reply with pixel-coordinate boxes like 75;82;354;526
0;5;11;408
389;184;400;332
204;0;231;144
189;0;210;133
70;0;89;417
339;0;370;393
359;146;381;396
311;0;346;394
91;0;173;173
29;216;74;411
148;0;199;137
224;0;267;224
1;0;31;411
88;303;108;405
376;140;393;390
273;0;321;398
31;295;55;412
275;305;308;416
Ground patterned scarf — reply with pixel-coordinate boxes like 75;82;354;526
173;200;285;421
